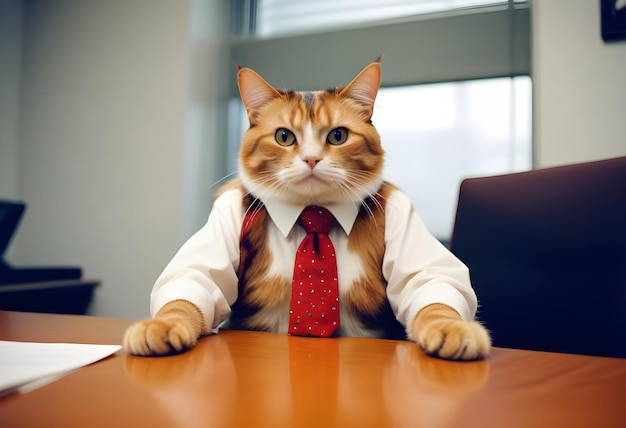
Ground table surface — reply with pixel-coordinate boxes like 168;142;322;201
1;310;625;428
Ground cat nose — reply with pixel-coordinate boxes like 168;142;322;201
303;157;321;169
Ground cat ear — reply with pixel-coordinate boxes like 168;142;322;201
339;60;381;120
237;67;281;124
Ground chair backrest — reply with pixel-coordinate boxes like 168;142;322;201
449;157;626;358
0;200;26;266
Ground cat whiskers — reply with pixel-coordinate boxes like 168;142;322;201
342;169;387;222
208;171;240;191
241;171;291;215
242;198;265;229
331;180;379;225
240;173;274;219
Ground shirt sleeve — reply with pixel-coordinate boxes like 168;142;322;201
150;189;243;333
382;190;478;337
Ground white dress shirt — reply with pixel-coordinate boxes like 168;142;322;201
151;186;477;339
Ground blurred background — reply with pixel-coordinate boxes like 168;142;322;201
0;0;624;320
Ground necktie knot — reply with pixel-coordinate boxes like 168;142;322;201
299;206;335;234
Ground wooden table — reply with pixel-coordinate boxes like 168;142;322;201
1;310;625;428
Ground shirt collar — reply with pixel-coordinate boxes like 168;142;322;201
262;197;361;237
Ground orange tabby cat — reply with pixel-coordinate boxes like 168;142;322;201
123;60;490;360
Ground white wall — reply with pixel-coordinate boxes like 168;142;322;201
0;0;22;200
532;0;626;167
4;0;229;320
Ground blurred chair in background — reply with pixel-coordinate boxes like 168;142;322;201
0;200;97;314
450;157;626;358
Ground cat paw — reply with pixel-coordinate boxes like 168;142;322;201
415;318;491;361
123;317;198;356
411;304;491;361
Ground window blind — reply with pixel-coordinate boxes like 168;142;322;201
229;2;530;94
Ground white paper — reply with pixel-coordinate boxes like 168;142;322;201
0;340;121;396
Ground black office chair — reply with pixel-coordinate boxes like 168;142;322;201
0;199;97;314
0;200;82;284
449;157;626;358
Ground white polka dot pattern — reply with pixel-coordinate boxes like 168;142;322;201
288;206;340;337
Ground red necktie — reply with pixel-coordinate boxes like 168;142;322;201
289;206;340;337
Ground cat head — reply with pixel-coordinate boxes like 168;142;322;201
237;60;384;206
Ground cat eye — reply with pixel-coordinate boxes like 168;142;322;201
275;128;296;146
326;127;348;145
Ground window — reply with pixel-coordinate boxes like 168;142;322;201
377;77;531;241
256;0;510;37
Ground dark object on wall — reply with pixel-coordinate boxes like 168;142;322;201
601;0;626;42
450;157;626;359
